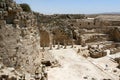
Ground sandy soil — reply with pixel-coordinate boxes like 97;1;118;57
48;48;120;80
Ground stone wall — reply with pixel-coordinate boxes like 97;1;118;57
0;0;41;73
109;27;120;42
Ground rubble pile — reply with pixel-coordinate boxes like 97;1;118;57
89;46;107;58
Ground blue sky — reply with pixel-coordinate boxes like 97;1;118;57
15;0;120;14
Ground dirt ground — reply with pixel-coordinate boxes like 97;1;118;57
48;47;120;80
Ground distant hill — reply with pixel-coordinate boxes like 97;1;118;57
101;12;120;15
86;12;120;18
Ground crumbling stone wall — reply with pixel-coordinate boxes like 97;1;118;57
109;27;120;42
52;28;72;45
0;21;41;73
0;0;41;73
0;0;22;24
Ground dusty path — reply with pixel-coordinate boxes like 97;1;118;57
48;49;119;80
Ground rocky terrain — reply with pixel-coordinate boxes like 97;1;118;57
0;0;120;80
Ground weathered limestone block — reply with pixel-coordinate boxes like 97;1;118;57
3;11;8;16
0;20;6;25
8;7;12;11
0;2;4;8
3;3;6;8
0;11;4;19
9;2;15;8
13;19;19;24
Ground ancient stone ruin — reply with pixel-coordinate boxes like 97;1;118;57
0;0;120;80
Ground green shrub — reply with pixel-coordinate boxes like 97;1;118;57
20;3;31;12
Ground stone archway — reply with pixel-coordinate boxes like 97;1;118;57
40;30;50;47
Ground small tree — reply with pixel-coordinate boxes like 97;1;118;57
20;3;31;12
